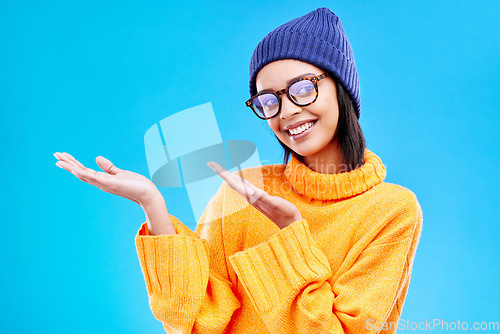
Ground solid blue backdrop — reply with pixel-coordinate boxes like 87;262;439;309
1;0;498;333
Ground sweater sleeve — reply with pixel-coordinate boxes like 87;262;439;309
135;182;241;333
228;196;423;334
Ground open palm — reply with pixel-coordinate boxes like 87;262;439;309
54;152;158;205
207;161;303;229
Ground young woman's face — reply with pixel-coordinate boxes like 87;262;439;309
255;59;340;162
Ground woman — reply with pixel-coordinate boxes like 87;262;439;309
54;7;423;333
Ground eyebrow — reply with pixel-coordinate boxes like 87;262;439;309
257;72;318;94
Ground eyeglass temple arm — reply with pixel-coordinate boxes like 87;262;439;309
317;73;328;80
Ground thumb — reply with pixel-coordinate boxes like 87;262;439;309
96;156;121;175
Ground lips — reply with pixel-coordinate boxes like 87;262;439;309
285;120;318;140
283;119;318;132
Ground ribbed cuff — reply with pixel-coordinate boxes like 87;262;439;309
228;219;331;315
137;213;189;237
135;227;210;297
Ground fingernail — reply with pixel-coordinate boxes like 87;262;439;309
54;153;60;160
246;187;254;195
207;162;213;168
55;162;62;168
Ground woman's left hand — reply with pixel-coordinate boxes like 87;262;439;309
207;161;303;229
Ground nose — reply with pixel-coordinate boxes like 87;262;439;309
279;94;302;120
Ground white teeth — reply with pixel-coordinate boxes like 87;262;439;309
288;121;315;135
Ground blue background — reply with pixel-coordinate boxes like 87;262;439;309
1;0;498;333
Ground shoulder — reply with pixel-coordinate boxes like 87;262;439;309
375;182;423;218
367;182;423;241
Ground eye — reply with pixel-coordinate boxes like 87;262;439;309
298;85;314;95
264;98;278;107
258;94;278;108
290;81;315;96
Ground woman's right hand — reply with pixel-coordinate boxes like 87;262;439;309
54;152;159;206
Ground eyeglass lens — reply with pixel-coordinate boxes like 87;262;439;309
252;79;316;118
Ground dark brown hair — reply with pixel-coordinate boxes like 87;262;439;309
275;75;366;172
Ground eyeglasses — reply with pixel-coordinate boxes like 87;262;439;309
245;72;328;120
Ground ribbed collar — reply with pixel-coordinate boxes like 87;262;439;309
284;148;386;200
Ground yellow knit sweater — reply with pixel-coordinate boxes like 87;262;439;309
135;148;423;334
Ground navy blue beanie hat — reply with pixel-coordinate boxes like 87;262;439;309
249;7;361;119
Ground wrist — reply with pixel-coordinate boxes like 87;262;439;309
294;212;304;223
139;192;176;236
139;188;163;208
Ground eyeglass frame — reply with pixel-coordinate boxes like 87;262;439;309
245;72;329;120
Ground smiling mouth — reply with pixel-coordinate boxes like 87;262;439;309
286;120;318;136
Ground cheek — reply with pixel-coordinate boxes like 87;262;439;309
267;119;281;134
322;111;339;131
316;98;339;124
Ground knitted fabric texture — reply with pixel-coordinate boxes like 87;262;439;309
135;148;423;333
249;7;361;119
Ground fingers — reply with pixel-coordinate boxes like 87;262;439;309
73;169;106;187
54;152;85;170
245;183;273;207
96;156;120;175
54;152;101;183
208;161;269;199
54;152;89;178
55;158;88;178
207;161;286;222
207;161;277;209
54;159;83;176
54;152;118;184
242;178;259;193
207;161;233;179
67;165;112;192
63;152;86;169
207;161;246;194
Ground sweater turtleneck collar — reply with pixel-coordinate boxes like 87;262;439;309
283;148;387;201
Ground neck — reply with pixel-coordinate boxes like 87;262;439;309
302;140;344;174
